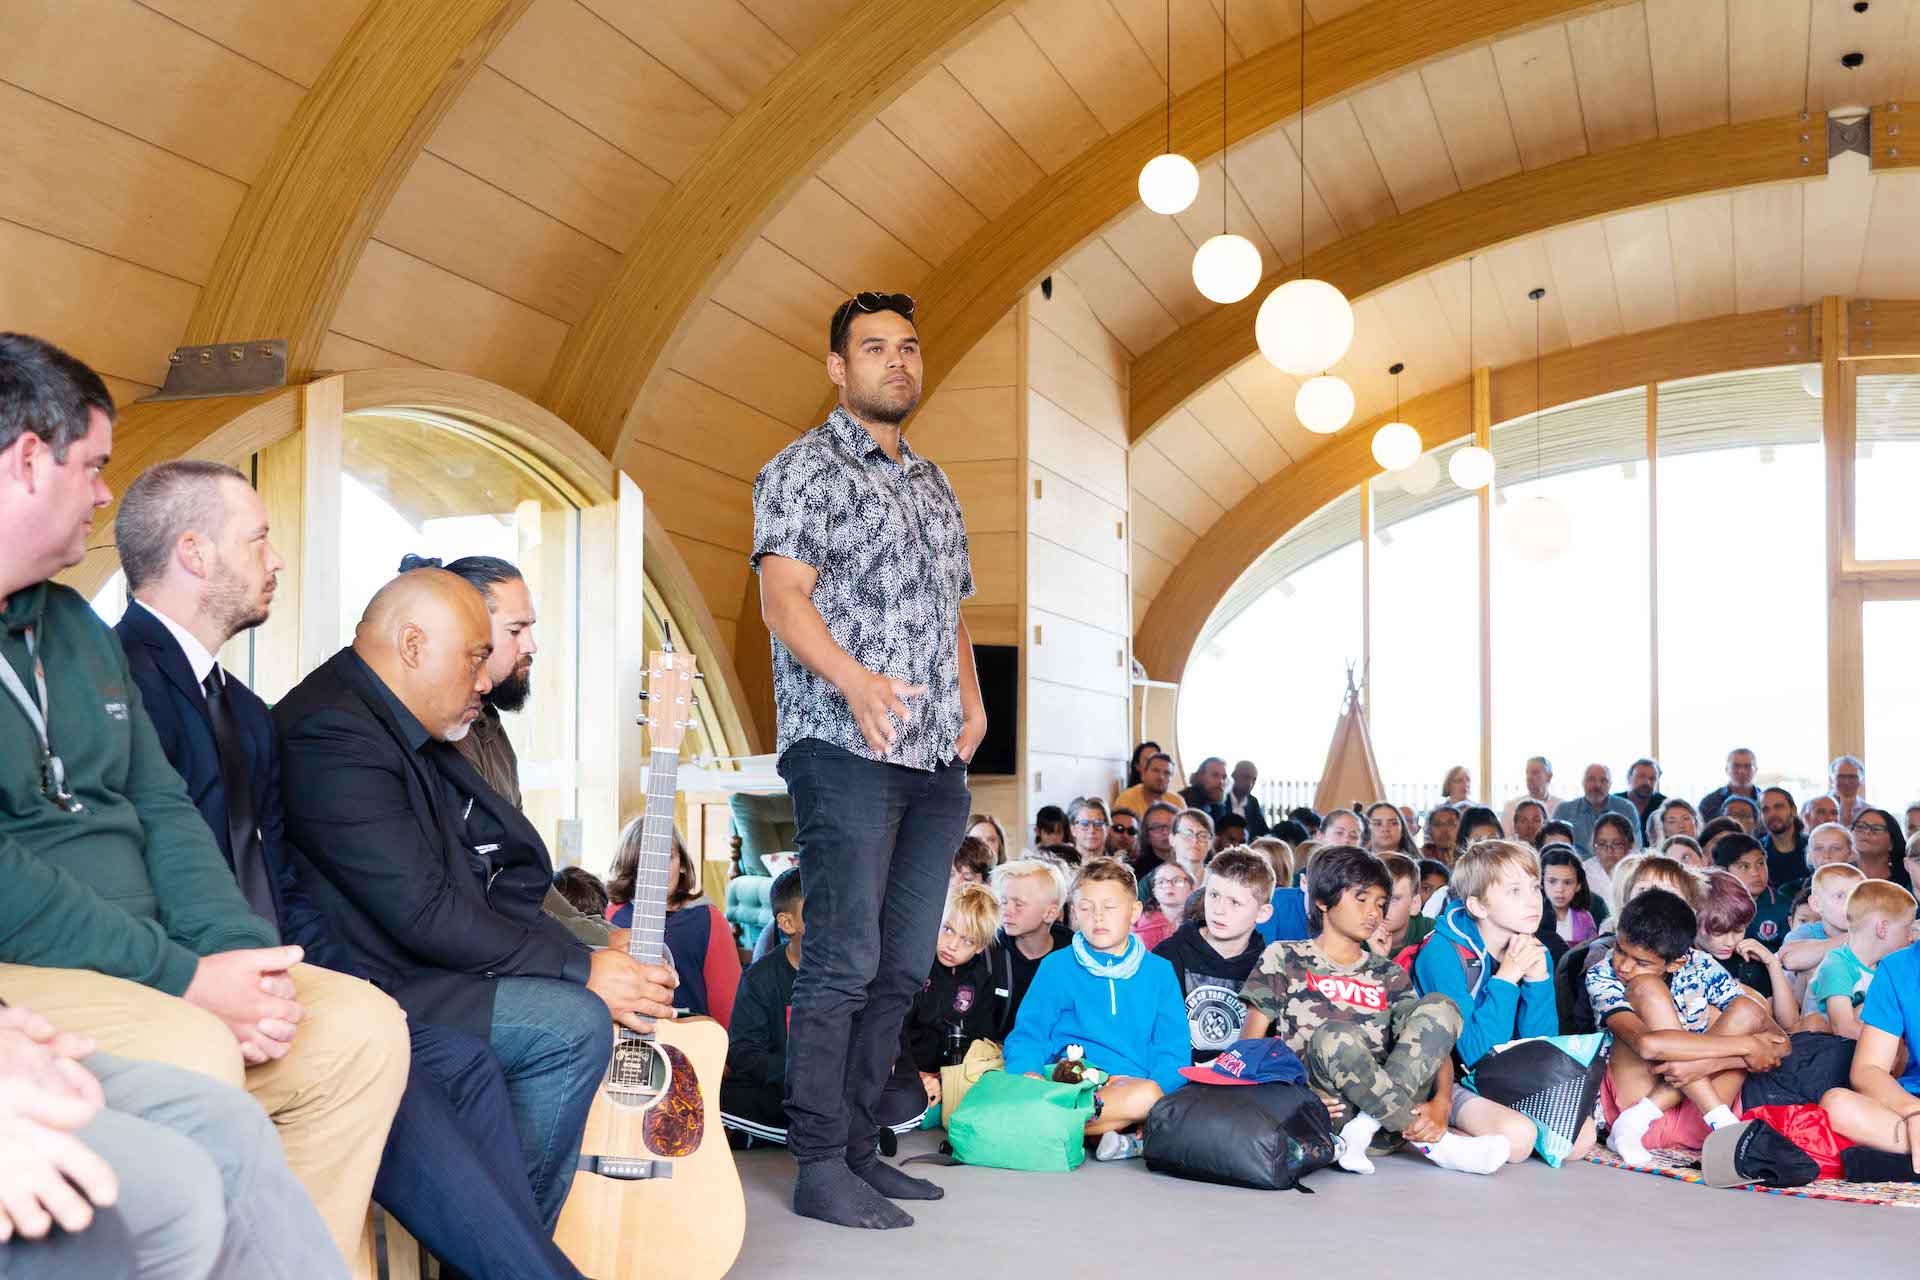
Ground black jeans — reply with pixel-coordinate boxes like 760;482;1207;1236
779;738;971;1164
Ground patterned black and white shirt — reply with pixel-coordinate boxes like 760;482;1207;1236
751;406;974;772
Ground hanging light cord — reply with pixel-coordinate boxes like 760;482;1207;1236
1298;0;1306;281
1534;291;1544;484
1467;256;1474;432
1165;0;1172;154
1221;0;1229;235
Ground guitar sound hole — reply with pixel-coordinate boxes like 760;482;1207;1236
607;1039;668;1105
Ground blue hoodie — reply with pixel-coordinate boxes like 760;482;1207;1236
1412;902;1558;1067
1002;944;1191;1095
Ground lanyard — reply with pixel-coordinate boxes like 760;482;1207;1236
0;627;82;813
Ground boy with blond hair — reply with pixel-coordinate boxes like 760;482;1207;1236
1805;880;1918;1041
1817;891;1920;1169
1155;847;1275;1060
984;857;1072;1036
904;884;1002;1107
1003;859;1190;1161
1783;863;1867;1020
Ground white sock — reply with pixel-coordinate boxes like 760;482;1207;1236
1703;1105;1739;1130
1416;1131;1511;1175
1335;1114;1382;1174
1607;1097;1665;1166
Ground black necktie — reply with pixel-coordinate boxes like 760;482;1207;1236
203;666;276;924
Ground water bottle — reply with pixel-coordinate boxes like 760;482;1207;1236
943;1023;967;1066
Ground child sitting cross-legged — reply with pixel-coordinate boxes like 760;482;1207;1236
1001;858;1191;1162
1414;839;1591;1165
1805;879;1919;1041
1154;847;1275;1060
1817;889;1920;1168
1587;888;1792;1165
1242;846;1511;1176
903;884;1003;1111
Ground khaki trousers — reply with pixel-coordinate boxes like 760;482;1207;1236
0;962;410;1278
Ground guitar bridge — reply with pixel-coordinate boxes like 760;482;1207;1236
577;1155;673;1181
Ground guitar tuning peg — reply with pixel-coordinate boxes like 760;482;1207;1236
636;691;650;701
692;672;706;680
690;697;700;708
635;715;649;726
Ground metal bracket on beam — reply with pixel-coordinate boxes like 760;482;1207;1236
147;339;287;402
1830;113;1871;160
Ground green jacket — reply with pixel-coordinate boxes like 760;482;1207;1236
0;581;275;996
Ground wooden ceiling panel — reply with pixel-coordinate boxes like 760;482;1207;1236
1492;22;1588;170
1566;4;1659;152
1350;71;1462;215
707;237;842;355
1429;255;1529;373
1130;490;1201;565
1731;182;1803;311
1542;220;1625;347
1727;0;1811;122
944;16;1106;174
1226;125;1343;263
1175;161;1281;265
0;82;244;285
760;177;932;294
1323;295;1399;420
317;331;432;374
881;69;1047;219
1484;236;1572;354
1602;206;1680;333
1132;542;1175;601
1215;0;1303;58
1285;100;1397;235
1030;270;1133;376
1149;408;1258;506
667;302;824;428
331;241;568;398
578;0;795;113
1028;320;1128;441
737;0;859;52
817;122;988;264
429;69;669;253
1806;0;1912;111
1108;0;1249;93
623;369;798;485
1100;204;1212;325
1222;356;1322;462
1372;275;1466;400
1645;0;1729;135
1185;378;1290;480
1060;237;1181;357
488;0;730;182
1665;193;1738;321
1015;0;1164;133
1856;170;1920;299
374;152;619;324
0;0;303;184
140;0;371;86
1801;152;1875;299
1129;437;1227;535
0;221;197;387
1421;45;1524;190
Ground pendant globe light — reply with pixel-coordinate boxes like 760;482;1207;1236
1399;450;1441;495
1448;256;1495;491
1191;2;1261;303
1138;1;1199;215
1504;286;1570;563
1371;362;1422;470
1255;0;1354;376
1295;373;1355;434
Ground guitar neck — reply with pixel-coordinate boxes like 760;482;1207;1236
625;746;681;969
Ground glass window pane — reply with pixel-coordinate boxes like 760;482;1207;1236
1864;601;1920;795
1657;368;1826;800
339;412;582;853
1855;371;1920;562
1489;388;1650;810
1370;440;1478;809
1179;491;1361;811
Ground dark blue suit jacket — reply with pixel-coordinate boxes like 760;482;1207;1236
114;602;350;973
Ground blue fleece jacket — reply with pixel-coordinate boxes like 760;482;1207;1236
1001;944;1191;1095
1254;887;1309;945
1412;903;1558;1067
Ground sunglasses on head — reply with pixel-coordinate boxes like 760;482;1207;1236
830;292;916;349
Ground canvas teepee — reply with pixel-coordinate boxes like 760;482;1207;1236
1314;670;1387;815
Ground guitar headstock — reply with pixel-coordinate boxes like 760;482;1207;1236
642;650;699;752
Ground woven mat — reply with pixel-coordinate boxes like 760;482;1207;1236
1583;1145;1920;1208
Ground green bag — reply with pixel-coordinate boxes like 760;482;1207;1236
945;1069;1098;1172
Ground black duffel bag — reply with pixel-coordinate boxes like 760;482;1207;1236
1143;1082;1336;1191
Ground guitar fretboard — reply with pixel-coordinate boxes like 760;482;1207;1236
625;745;681;976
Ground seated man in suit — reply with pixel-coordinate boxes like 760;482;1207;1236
113;460;588;1280
274;567;676;1229
0;332;410;1277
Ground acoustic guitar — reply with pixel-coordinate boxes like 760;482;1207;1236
554;647;745;1278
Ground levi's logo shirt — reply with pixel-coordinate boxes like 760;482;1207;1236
1241;939;1413;1060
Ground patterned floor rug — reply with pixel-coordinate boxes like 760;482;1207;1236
1583;1145;1920;1208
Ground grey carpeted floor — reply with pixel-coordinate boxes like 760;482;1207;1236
729;1131;1917;1278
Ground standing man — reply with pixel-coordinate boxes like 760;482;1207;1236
1757;786;1810;887
1499;755;1564;835
753;293;983;1230
1225;760;1269;838
1699;747;1760;822
1181;757;1230;820
1827;755;1875;827
1614;757;1666;832
1552;763;1642;857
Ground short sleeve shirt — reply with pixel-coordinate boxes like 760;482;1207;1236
1808;945;1875;1012
1586;947;1739;1032
1861;942;1920;1094
1241;939;1413;1060
751;407;974;771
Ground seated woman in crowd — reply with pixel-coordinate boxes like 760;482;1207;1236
1365;802;1418;859
605;820;740;1028
966;813;1009;863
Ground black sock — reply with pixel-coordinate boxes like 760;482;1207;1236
793;1159;916;1229
1842;1146;1920;1183
849;1157;946;1201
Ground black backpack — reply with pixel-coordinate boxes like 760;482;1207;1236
1143;1081;1336;1192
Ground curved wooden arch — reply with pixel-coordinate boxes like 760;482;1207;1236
1130;113;1822;437
79;370;764;754
543;0;1014;455
184;0;534;378
1133;305;1823;686
824;0;1597;432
